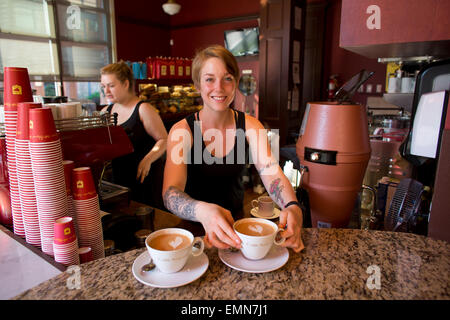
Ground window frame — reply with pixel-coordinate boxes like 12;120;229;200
0;0;116;95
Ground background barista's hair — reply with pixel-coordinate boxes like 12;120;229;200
101;60;135;93
191;45;240;88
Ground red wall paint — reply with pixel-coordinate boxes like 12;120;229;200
322;0;386;105
114;0;388;110
115;22;171;61
170;0;260;27
114;0;171;61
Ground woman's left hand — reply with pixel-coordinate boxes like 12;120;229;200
278;206;305;253
136;156;152;183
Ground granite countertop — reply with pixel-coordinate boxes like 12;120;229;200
13;228;450;300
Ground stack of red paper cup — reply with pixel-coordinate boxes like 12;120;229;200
16;102;42;247
63;160;77;236
29;108;68;256
79;247;94;264
53;217;80;266
3;67;33;238
72;167;105;260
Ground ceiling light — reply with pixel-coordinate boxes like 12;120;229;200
162;0;181;16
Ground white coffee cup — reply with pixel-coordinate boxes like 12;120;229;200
145;228;204;273
251;195;275;217
233;218;285;260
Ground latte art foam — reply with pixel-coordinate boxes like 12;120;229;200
148;233;191;251
235;221;274;236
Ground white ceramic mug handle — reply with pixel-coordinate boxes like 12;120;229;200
274;228;286;245
251;199;259;208
191;237;204;256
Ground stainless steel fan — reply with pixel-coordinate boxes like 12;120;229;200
384;178;424;232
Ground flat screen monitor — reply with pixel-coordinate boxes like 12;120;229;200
224;27;259;57
410;91;448;158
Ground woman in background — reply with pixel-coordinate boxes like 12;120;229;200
162;45;304;252
101;61;167;209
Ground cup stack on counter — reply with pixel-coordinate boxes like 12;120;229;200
72;167;105;260
53;217;80;266
3;67;34;238
28;107;69;256
2;66;103;266
16;102;42;247
63;160;77;237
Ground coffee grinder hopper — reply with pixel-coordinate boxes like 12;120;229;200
334;69;374;104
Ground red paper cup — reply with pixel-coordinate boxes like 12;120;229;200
79;247;94;264
3;67;33;108
29;108;59;143
54;216;77;245
17;102;42;140
63;160;75;196
72;167;97;200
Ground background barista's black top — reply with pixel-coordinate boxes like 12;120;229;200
184;109;249;218
107;101;165;209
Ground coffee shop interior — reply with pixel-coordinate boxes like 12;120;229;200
1;0;450;300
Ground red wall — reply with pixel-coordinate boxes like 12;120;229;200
322;0;386;105
114;0;388;109
114;0;171;61
170;0;260;27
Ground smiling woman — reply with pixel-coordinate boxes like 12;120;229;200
162;45;304;253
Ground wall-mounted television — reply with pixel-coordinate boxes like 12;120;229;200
224;27;259;57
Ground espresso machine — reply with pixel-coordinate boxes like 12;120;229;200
399;58;450;242
56;113;133;203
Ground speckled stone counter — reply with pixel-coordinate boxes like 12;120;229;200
13;228;450;300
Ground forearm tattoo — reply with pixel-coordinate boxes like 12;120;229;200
269;178;285;208
163;186;199;222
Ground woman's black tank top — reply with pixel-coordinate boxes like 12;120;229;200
107;101;164;208
184;110;249;217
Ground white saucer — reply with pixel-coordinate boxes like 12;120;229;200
250;207;281;219
132;250;209;288
218;245;289;273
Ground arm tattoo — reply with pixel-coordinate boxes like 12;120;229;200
163;186;199;222
269;178;285;208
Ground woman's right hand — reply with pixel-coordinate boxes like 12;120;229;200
196;202;242;250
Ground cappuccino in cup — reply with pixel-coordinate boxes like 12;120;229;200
233;218;285;260
146;228;204;273
235;220;274;237
148;233;191;251
251;196;275;217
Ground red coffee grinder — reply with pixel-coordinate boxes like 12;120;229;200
296;70;373;228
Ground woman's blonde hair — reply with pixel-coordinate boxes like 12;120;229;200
101;60;134;92
192;45;239;88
